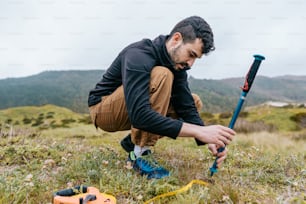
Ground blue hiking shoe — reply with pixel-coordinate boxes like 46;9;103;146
128;150;170;179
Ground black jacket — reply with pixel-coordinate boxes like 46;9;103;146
88;35;204;139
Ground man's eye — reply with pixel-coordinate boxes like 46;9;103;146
190;52;197;58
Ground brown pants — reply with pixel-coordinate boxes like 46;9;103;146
89;66;203;146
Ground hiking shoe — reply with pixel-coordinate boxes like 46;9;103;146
120;133;134;152
128;150;170;179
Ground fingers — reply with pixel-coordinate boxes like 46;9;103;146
218;135;230;146
216;126;236;146
193;125;236;147
217;147;227;157
216;155;227;168
219;125;236;140
208;126;233;168
215;134;230;147
208;144;218;156
216;139;226;148
216;148;228;168
208;144;229;168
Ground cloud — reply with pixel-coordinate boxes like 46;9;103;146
0;0;305;79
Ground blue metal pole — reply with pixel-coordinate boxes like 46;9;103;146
209;91;247;176
209;54;265;177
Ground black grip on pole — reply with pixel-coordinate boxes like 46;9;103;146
242;55;265;92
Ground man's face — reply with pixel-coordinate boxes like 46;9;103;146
169;38;203;71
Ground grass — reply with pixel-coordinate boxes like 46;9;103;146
203;105;306;133
245;105;306;132
0;105;305;203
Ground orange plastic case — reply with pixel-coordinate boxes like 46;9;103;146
53;186;116;204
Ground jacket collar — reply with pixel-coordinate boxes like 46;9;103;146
153;35;190;72
152;35;175;70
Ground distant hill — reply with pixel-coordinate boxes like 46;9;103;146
0;70;104;113
0;70;305;113
189;75;306;112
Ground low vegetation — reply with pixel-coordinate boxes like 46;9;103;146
0;104;305;203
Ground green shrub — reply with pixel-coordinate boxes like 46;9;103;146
31;119;43;127
5;118;12;124
200;112;214;119
290;112;306;128
79;115;92;124
46;112;55;119
239;111;249;118
61;118;76;124
219;112;232;119
23;117;32;125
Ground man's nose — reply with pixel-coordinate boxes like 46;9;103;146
187;58;196;67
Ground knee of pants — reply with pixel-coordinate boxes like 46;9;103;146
151;66;174;82
192;93;203;112
150;66;174;96
152;66;172;73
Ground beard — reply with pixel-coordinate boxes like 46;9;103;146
169;45;189;70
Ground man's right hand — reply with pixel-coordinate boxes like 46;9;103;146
179;123;236;147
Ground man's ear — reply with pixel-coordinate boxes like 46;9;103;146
171;32;183;44
166;32;183;51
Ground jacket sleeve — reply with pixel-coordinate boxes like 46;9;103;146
171;70;206;145
121;48;183;139
171;71;204;125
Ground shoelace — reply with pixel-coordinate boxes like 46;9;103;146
138;154;163;170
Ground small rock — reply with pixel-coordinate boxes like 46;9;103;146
44;159;56;167
25;174;33;182
124;161;133;170
102;160;109;165
26;182;34;187
67;182;73;188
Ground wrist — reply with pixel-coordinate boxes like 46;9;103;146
178;122;199;138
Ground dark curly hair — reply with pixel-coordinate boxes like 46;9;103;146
169;16;215;55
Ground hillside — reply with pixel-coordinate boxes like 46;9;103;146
0;70;104;113
188;75;306;112
0;70;306;113
0;104;91;131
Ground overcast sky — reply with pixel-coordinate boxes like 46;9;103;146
0;0;305;80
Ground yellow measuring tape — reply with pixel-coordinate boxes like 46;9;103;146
144;179;209;204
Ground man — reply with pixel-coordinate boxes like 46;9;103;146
88;16;235;179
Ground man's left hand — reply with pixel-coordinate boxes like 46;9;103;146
208;144;228;168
